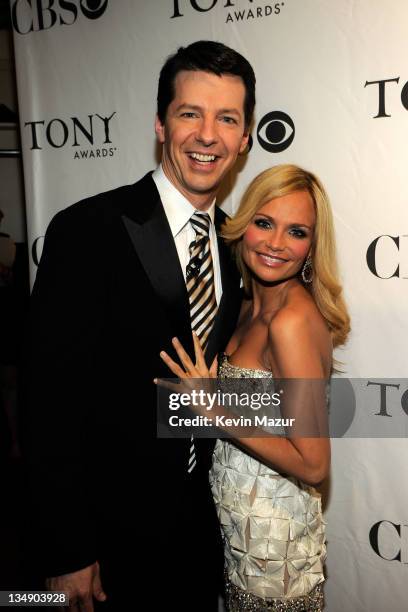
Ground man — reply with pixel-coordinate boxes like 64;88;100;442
25;41;255;611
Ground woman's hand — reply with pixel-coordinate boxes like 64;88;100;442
154;332;218;415
158;332;218;381
155;333;256;438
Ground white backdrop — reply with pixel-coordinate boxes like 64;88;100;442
11;1;408;609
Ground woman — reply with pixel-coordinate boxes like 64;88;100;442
159;164;350;611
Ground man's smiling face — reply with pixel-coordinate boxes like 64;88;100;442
155;70;249;209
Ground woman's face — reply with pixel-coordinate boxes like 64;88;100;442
241;190;316;284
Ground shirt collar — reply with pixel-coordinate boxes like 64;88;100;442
152;165;216;238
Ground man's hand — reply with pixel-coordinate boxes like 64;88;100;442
46;561;106;611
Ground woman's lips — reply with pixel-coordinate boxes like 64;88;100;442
257;252;289;267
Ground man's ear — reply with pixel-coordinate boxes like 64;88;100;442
239;130;250;154
155;115;165;144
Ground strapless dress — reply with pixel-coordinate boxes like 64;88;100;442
209;353;326;611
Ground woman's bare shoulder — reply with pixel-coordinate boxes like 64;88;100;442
267;289;332;376
270;289;328;340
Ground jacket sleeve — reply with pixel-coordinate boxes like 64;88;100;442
24;205;107;577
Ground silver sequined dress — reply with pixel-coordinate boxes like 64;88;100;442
209;354;326;611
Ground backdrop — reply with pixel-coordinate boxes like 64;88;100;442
11;1;408;609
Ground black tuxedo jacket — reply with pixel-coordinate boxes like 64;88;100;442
25;173;241;602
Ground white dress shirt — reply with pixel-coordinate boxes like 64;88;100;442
152;165;222;304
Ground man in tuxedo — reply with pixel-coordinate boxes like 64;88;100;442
25;41;255;611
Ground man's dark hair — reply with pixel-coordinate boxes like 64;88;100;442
157;40;256;130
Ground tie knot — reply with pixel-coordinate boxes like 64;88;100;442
190;212;211;237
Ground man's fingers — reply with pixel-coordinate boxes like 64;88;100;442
92;562;107;603
68;590;92;612
65;596;81;612
46;563;98;612
78;596;94;612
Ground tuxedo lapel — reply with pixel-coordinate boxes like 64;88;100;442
120;174;240;363
121;175;192;348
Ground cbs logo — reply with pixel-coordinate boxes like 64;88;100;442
366;235;408;279
370;521;408;563
11;0;108;34
256;111;295;153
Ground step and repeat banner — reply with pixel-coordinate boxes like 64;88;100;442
11;1;408;610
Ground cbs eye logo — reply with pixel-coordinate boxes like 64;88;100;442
257;111;295;153
80;0;109;20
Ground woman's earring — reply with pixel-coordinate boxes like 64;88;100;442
301;256;313;284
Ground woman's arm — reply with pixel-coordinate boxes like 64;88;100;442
235;307;331;485
157;312;331;485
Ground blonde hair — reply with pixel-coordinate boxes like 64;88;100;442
222;164;350;348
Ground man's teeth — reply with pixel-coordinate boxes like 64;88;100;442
190;153;216;162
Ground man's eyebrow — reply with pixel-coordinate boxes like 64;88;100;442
175;103;242;115
218;108;242;116
175;104;202;112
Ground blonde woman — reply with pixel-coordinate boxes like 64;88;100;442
159;165;350;611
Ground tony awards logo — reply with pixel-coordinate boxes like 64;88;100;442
24;112;117;160
170;0;285;24
364;77;408;118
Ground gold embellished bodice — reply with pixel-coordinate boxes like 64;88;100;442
209;354;326;605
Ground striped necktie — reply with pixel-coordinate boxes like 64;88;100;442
186;211;217;473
